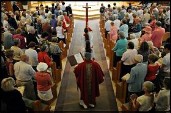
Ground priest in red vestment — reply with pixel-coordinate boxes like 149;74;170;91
74;52;104;109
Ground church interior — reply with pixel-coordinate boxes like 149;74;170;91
1;1;170;112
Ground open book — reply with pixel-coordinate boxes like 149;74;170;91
68;52;84;66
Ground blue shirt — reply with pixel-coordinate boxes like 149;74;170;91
127;63;147;92
112;38;128;56
119;24;129;38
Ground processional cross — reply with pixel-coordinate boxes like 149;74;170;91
83;3;91;28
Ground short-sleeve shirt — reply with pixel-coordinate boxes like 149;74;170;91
137;95;153;111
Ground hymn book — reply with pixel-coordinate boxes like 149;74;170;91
68;52;84;66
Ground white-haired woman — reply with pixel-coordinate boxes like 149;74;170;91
35;62;53;102
1;77;27;113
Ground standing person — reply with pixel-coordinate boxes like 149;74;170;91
100;3;105;15
74;52;104;109
5;50;15;79
125;55;148;98
109;21;118;43
10;39;24;63
138;41;150;64
119;19;129;38
35;62;53;102
25;42;38;71
151;21;165;48
56;21;66;47
14;55;36;100
49;38;62;69
12;2;20;13
112;31;128;67
61;1;66;12
154;77;170;111
155;43;170;92
139;26;152;44
120;42;137;80
65;4;72;16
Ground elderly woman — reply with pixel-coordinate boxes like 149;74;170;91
1;77;27;113
119;19;129;38
120;42;137;80
35;62;53;102
10;39;24;63
154;77;170;111
25;42;38;70
130;81;155;111
139;26;152;44
26;26;39;46
49;38;62;69
125;55;147;98
112;31;128;67
109;21;118;43
147;41;160;56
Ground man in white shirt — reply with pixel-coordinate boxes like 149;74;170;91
120;42;137;80
14;54;36;100
127;9;134;25
113;15;121;30
25;42;38;70
156;43;170;92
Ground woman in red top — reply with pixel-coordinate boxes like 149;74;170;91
35;62;53;101
145;54;159;83
38;45;53;68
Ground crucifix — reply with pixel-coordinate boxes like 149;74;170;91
83;3;91;28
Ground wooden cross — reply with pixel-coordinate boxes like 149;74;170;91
83;3;91;27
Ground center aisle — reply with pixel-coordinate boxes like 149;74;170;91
55;19;118;111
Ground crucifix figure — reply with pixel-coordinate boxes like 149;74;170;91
83;3;91;27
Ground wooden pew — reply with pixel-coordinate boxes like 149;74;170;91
106;33;110;57
112;60;122;83
116;80;128;104
58;41;67;59
51;62;62;84
109;42;115;70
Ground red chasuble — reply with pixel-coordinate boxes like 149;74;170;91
74;60;104;106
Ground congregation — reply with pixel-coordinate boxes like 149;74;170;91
0;1;170;112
